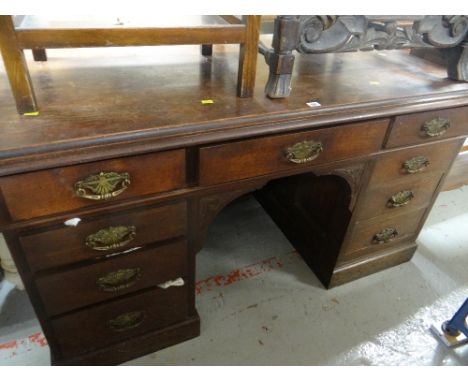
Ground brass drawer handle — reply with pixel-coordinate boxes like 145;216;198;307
97;268;141;292
372;227;399;244
387;190;414;208
286;140;323;164
403;156;430;174
85;225;136;251
422;117;450;138
107;310;146;332
74;171;130;201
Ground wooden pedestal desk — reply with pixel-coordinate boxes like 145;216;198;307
0;47;467;365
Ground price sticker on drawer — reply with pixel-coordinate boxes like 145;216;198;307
64;217;81;227
306;101;321;108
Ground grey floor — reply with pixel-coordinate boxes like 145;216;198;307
1;187;467;366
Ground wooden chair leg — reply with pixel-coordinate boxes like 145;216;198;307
446;41;468;81
201;44;213;57
32;48;47;62
237;15;261;97
0;16;37;113
264;16;300;99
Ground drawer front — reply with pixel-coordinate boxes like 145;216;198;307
340;208;426;262
20;201;186;272
51;284;188;357
370;140;462;185
36;240;187;316
354;173;442;221
0;149;186;221
199;119;389;186
385;107;468;149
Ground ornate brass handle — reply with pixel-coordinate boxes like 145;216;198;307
107;310;146;332
74;171;130;201
403;156;430;174
372;227;399;244
85;225;136;251
387;190;414;208
97;268;141;292
421;117;450;137
286;140;323;164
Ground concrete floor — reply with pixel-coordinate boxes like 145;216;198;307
0;186;467;366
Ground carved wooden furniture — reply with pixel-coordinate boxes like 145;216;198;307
0;43;467;365
0;15;260;114
261;16;468;98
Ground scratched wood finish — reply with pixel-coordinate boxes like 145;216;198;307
0;149;186;221
35;239;188;316
1;49;468;176
19;201;186;272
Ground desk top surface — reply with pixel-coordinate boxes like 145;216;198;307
1;44;468;175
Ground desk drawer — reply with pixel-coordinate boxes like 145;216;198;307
199;119;389;185
0;149;186;221
369;140;461;185
51;283;188;358
340;208;425;262
36;240;187;316
385;107;468;149
20;201;186;272
354;172;442;221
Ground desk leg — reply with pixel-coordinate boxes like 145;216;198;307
0;233;24;290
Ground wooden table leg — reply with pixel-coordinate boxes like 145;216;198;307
0;16;37;114
32;48;47;62
237;15;261;97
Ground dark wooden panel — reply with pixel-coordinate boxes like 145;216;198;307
53;315;200;366
0;149;186;221
385;106;468;148
339;208;426;263
370;140;462;185
20;201;186;272
199;119;389;185
35;240;187;316
353;172;442;221
51;284;189;358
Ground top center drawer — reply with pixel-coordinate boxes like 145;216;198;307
0;149;186;222
199;119;389;186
